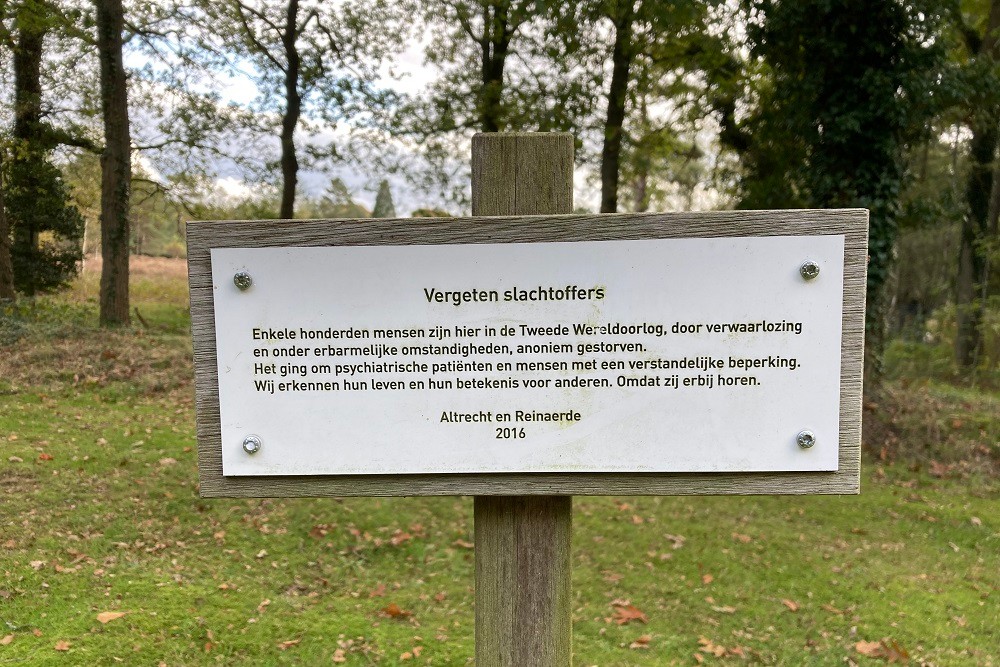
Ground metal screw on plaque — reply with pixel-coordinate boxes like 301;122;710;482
797;430;816;449
233;271;253;291
242;434;262;455
799;260;820;281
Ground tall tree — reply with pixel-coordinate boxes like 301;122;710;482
0;145;13;301
4;0;86;296
203;0;399;219
952;0;1000;367
560;0;718;212
372;178;396;217
95;0;131;325
735;0;942;380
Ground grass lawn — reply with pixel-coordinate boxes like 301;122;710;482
1;258;998;665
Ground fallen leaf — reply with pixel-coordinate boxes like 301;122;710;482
158;458;177;466
38;453;54;461
7;456;22;463
855;640;883;657
29;560;45;570
698;636;726;657
257;599;271;613
332;648;347;662
381;602;412;618
731;532;752;543
970;517;982;526
400;651;413;660
390;531;413;546
54;641;70;651
693;653;704;664
433;591;447;602
452;539;474;549
277;639;300;650
629;634;652;649
631;514;645;524
781;599;800;612
369;583;386;598
702;573;714;585
412;646;423;657
821;603;844;615
97;611;126;624
255;549;268;559
711;605;737;614
0;635;12;646
611;602;648;625
32;629;42;637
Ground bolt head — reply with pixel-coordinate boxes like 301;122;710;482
242;434;262;455
799;260;820;281
796;430;816;449
234;271;253;291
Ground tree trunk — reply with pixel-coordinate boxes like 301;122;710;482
279;0;301;220
0;149;14;301
955;0;1000;367
12;2;45;260
600;11;633;213
479;1;511;132
96;0;131;326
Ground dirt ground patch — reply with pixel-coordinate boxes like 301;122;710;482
81;254;188;280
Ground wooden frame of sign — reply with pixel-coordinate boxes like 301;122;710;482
188;209;867;498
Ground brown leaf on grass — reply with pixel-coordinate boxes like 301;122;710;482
821;603;844;615
711;605;737;614
929;460;951;478
701;573;714;585
277;639;300;650
400;651;414;660
38;453;54;461
53;641;70;651
380;602;412;619
781;599;800;612
698;637;726;657
31;629;42;637
855;640;883;656
0;635;13;646
257;599;271;613
332;648;347;662
433;591;447;602
369;583;386;598
693;653;704;664
452;539;474;549
629;634;652;649
611;601;648;625
97;611;126;624
855;639;910;662
731;532;752;543
390;530;413;546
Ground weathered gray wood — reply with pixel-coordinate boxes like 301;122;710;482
472;133;574;667
475;496;572;666
472;133;574;216
188;207;868;498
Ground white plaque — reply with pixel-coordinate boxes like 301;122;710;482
211;235;844;476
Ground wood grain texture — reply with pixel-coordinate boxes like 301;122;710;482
475;496;572;666
472;133;574;216
188;208;868;498
472;132;574;667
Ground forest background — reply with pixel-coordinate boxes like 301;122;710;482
1;0;998;382
1;2;999;664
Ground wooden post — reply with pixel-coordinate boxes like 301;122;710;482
472;132;574;667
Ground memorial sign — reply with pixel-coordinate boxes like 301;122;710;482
188;210;867;497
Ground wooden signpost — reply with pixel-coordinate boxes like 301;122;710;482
187;132;867;666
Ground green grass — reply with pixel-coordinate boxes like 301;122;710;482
2;264;998;665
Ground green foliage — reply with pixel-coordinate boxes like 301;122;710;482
3;149;83;294
372;178;396;218
738;0;945;369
